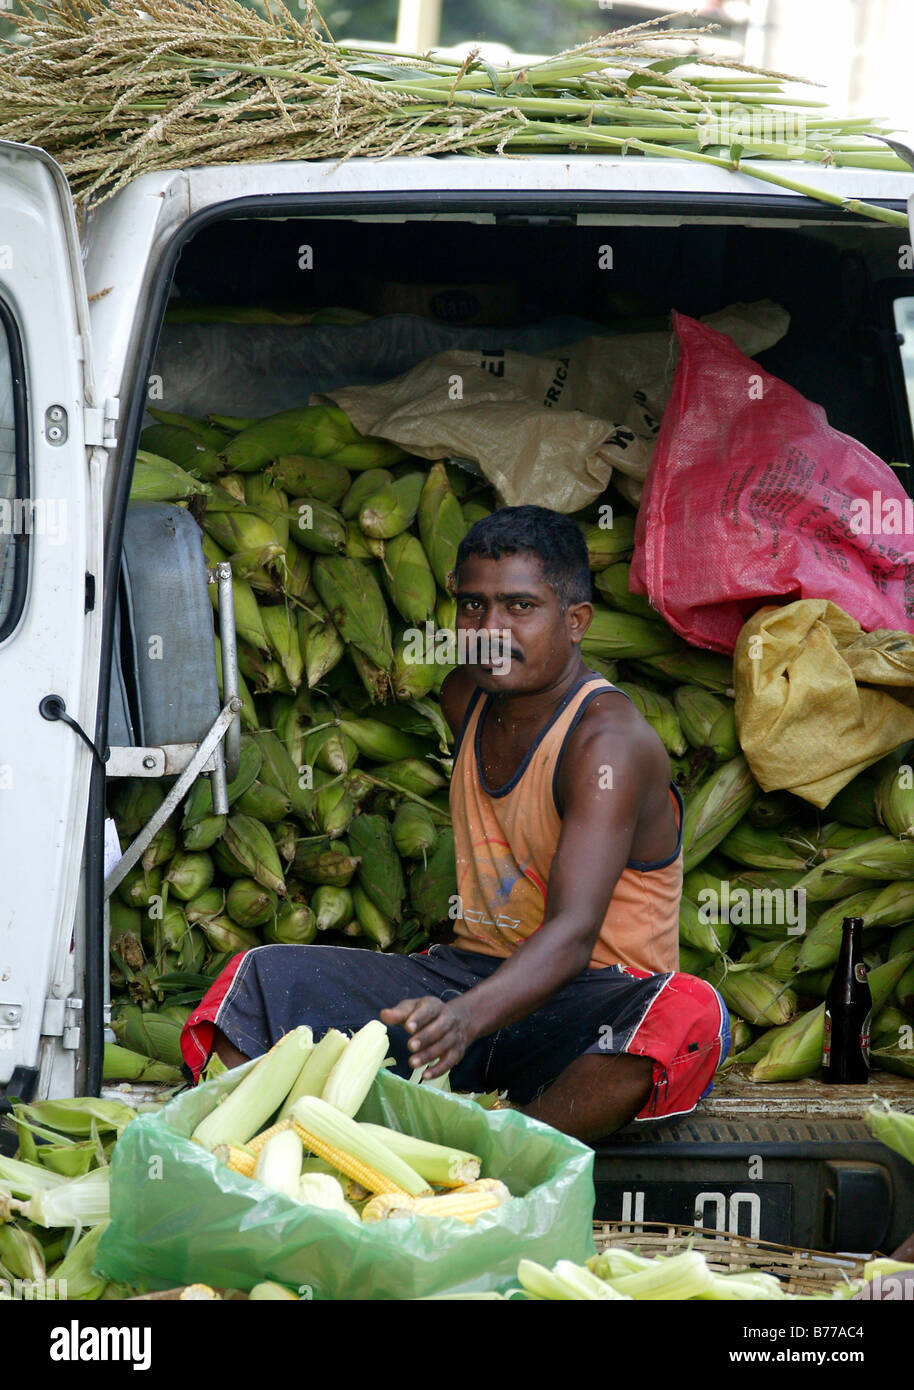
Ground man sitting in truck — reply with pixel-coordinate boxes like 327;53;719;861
181;505;730;1141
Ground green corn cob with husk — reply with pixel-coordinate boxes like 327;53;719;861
312;556;394;672
146;407;230;449
299;602;346;688
220;404;355;472
111;1010;184;1068
593;561;657;619
391;627;438;701
409;829;457;930
272;820;297;867
340;467;394;519
738;937;804;983
347;814;406;924
359;472;425;540
375;757;448;798
183;813;227;852
729;1017;754;1054
580;515;636;569
270;454;352;505
348;644;392;703
634;649;734;695
282;543;315;605
674;686;739;762
109;900;145;970
392;801;438;863
336;716;430;763
417;462;467;591
224;814;287;896
164;851;215;902
226;877;278;929
865;1098;914;1163
288;497;348;555
130;450;211;501
803;835;914;883
293;841;361;887
263;899;317;945
381;532;437;625
115;864;163;911
345;769;375;805
237;641;291;695
139;424;224;478
311;885;354;933
794;885;908;974
0;1224;46;1282
196;913;260;955
206;507;286;580
581;609;681;661
234;779;291;824
250;730;314;822
184;886;227;923
678;895;735;955
244;473;290;548
212;837;253;879
876;761;914;838
351;882;395;949
139;821;177;872
260;603;304;691
345;522;381;561
706;960;798;1028
681;756;757;873
312;781;354;839
613;682;686;756
896;961;914;1012
305;728;357;779
718;821;808;871
889;922;914;959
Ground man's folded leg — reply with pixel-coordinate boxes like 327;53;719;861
180;941;498;1087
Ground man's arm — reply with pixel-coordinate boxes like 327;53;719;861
381;699;666;1075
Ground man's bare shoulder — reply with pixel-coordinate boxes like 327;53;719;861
560;683;670;781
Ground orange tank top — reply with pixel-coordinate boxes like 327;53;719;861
449;674;683;973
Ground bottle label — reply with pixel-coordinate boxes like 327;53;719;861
861;1011;871;1067
854;963;868;984
822;1009;832;1067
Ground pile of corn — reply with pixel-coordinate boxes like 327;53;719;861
108;392;914;1085
0;1097;138;1299
194;1020;511;1226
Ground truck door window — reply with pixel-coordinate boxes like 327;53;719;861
0;303;27;641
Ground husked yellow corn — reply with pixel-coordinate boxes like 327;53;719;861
361;1184;507;1224
213;1143;257;1178
290;1096;431;1198
246;1118;293;1155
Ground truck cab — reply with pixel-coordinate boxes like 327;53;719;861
0;140;912;1253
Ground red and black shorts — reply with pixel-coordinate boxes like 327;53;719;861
181;943;730;1122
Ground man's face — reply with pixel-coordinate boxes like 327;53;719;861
454;550;593;695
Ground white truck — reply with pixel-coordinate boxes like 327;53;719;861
1;139;912;1252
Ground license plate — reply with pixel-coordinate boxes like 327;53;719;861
594;1181;793;1245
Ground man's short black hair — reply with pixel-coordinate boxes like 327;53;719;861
455;505;592;612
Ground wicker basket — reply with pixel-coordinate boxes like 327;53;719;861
593;1221;870;1297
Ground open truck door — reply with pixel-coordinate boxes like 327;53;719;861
0;142;110;1110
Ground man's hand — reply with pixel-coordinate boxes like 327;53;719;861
380;996;472;1079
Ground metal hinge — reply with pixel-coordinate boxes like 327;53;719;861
84;396;119;449
42;996;83;1050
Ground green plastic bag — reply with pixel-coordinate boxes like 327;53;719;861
94;1061;595;1299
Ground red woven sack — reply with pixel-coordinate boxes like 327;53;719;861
630;312;914;653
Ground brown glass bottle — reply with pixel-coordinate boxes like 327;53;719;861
821;916;872;1084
